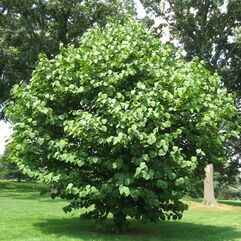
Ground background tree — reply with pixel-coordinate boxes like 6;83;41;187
5;19;239;230
141;0;241;95
141;0;241;205
0;151;26;181
0;0;136;118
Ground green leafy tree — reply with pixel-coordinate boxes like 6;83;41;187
141;0;241;95
5;19;240;230
0;151;26;181
0;0;136;118
141;0;241;204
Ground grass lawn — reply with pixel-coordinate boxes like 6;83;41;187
0;181;241;241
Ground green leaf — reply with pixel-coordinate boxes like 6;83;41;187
119;185;130;196
135;167;142;177
147;133;156;145
175;178;185;186
66;183;73;191
158;149;165;156
168;173;176;180
101;126;107;132
157;180;168;189
112;162;118;169
71;187;79;195
140;162;147;170
137;82;146;90
173;146;179;153
149;151;157;158
191;156;197;162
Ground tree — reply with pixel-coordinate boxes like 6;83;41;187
0;0;136;118
5;19;239;230
141;0;241;94
0;151;26;181
140;0;241;205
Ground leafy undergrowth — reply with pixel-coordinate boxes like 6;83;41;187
0;183;241;241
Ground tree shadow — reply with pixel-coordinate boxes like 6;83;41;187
2;188;241;240
218;200;241;208
0;189;64;203
0;180;46;191
33;217;241;241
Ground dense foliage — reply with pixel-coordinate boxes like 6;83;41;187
5;19;239;229
0;152;26;181
0;0;136;118
141;0;241;96
141;0;241;196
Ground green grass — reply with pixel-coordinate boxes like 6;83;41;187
1;181;241;241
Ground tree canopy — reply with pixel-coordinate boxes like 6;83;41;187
141;0;241;96
0;151;26;181
5;19;240;229
141;0;241;194
0;0;136;118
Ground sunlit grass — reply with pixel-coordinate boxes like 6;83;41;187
1;180;241;241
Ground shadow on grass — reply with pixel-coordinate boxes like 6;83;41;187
218;200;241;208
0;189;64;203
0;180;46;191
33;217;241;241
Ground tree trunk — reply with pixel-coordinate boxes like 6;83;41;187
202;164;218;206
